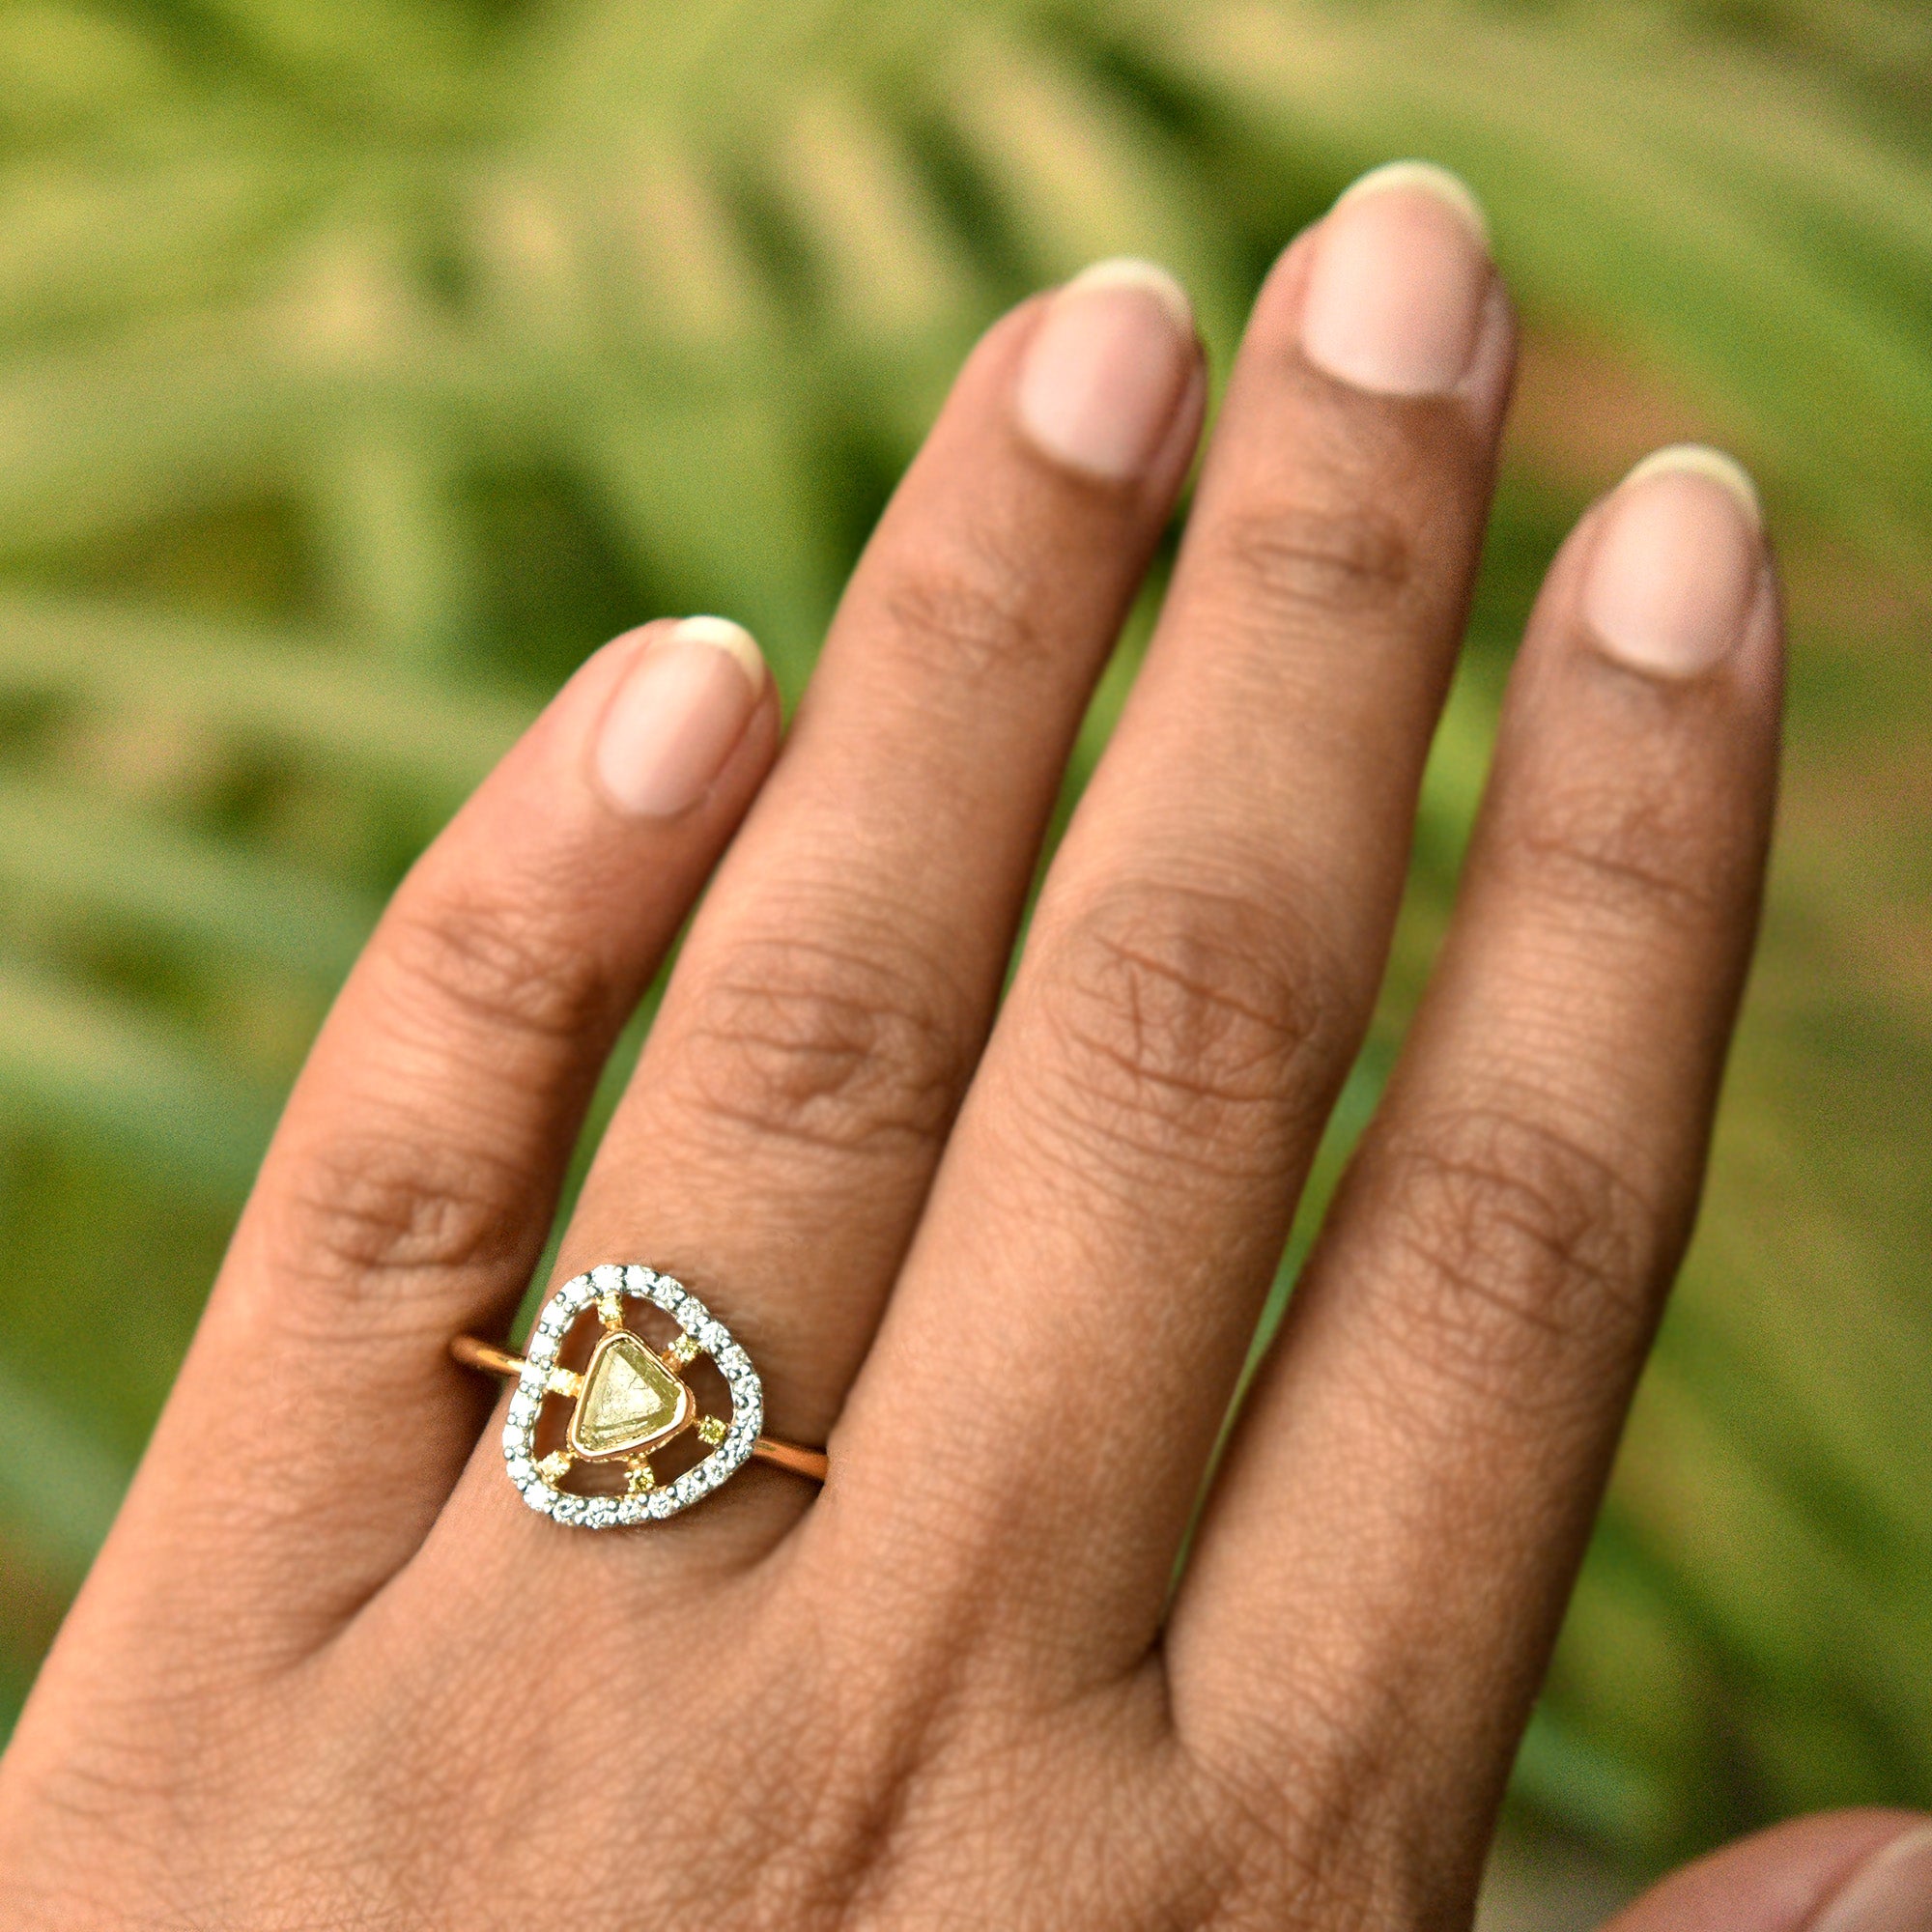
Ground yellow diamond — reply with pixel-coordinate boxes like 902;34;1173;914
696;1415;726;1446
568;1329;693;1460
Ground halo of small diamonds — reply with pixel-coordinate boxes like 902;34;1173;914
501;1264;765;1527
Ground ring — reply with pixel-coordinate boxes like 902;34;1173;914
453;1263;827;1528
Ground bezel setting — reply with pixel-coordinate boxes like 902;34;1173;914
500;1264;764;1527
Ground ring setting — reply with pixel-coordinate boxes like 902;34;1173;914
453;1264;824;1527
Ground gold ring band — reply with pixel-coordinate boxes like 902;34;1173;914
453;1332;827;1483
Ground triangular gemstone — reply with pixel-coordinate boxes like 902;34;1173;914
568;1329;692;1459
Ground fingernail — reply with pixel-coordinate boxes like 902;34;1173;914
1300;160;1492;396
1813;1824;1932;1932
592;616;765;817
1580;445;1764;678
1015;257;1198;481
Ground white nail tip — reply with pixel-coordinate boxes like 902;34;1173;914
1332;160;1492;250
1810;1824;1932;1932
1061;257;1196;336
669;615;766;692
1619;444;1763;530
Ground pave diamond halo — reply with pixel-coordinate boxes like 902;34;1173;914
498;1264;765;1528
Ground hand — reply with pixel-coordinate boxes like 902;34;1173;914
1;162;1910;1932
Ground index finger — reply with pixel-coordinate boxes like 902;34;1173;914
1169;449;1781;1864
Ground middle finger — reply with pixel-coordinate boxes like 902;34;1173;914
826;166;1515;1676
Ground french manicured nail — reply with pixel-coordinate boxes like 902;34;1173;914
1812;1824;1932;1932
1580;445;1764;677
1301;160;1492;396
1015;257;1197;481
593;616;765;817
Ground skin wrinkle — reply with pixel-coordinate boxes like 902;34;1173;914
0;194;1805;1932
669;931;977;1156
1361;1108;1660;1369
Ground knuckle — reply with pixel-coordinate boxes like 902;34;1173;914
1201;497;1415;634
261;1124;521;1320
1366;1105;1659;1396
879;537;1044;683
1028;882;1337;1181
672;925;974;1156
379;881;616;1048
1498;771;1742;925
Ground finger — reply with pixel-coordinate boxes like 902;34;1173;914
427;262;1204;1558
1169;451;1781;1889
819;166;1515;1671
1602;1814;1932;1932
87;619;778;1644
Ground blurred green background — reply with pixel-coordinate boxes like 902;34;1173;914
0;0;1928;1909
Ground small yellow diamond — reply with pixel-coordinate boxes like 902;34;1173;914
666;1333;701;1367
535;1451;573;1482
696;1415;726;1446
546;1367;583;1399
597;1293;626;1330
625;1458;656;1495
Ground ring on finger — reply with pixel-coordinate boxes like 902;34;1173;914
454;1264;826;1528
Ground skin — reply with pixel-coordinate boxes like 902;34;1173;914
0;208;1914;1931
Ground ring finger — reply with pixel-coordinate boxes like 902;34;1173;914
425;264;1208;1566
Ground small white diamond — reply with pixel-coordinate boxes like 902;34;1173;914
590;1264;622;1292
522;1483;553;1514
624;1264;655;1294
676;1299;708;1335
616;1495;649;1524
506;1457;534;1485
500;1423;526;1454
553;1495;586;1524
508;1392;537;1423
583;1500;617;1528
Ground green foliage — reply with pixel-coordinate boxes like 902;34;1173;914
1;0;1929;1881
